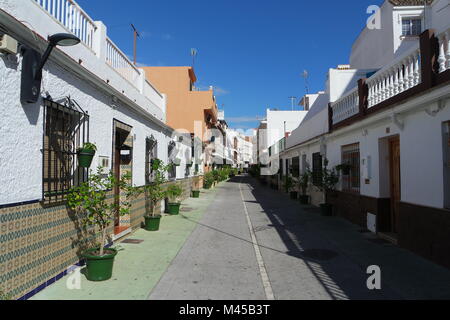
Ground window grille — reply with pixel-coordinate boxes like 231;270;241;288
312;153;323;186
402;18;422;36
145;136;157;184
341;143;360;193
42;98;89;204
291;157;300;178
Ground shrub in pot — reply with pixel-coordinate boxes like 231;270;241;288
77;142;97;168
299;170;311;205
166;184;183;215
67;167;138;281
315;159;340;217
284;176;298;199
144;159;169;231
203;172;215;189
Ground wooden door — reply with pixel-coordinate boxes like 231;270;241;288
389;137;401;233
114;132;121;228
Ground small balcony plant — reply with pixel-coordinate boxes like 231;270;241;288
67;167;138;281
316;159;340;216
77;142;97;168
299;170;311;205
166;184;183;215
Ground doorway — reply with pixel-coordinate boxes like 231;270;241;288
112;120;133;237
388;136;401;234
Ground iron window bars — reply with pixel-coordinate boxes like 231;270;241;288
312;152;323;186
145;135;158;184
341;143;361;193
42;98;89;204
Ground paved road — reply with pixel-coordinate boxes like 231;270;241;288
148;176;450;300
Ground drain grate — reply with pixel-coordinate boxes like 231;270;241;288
301;249;339;261
122;239;144;244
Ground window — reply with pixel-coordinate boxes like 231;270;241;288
301;154;308;174
402;18;422;36
312;153;323;186
42;99;89;203
341;143;361;193
145;136;157;184
168;141;177;180
291;157;300;178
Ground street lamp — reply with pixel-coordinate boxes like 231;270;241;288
21;33;81;104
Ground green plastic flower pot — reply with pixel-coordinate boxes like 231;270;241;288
320;203;333;217
82;248;117;281
204;184;211;190
299;195;309;205
168;203;181;215
78;149;95;168
192;190;200;198
144;215;161;231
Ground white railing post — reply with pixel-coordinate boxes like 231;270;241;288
93;21;107;61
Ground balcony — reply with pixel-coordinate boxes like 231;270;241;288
32;0;165;116
330;28;450;129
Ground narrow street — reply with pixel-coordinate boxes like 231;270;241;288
149;176;450;300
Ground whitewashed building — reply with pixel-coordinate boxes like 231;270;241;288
0;0;197;300
279;0;450;269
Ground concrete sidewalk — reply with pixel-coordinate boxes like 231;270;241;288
31;187;218;300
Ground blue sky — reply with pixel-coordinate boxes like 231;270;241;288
77;0;382;131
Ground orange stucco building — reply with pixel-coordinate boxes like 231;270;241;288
142;67;218;140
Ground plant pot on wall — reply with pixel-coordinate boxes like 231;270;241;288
78;149;96;168
82;248;118;281
144;215;161;231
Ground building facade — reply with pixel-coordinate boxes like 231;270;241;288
277;0;450;269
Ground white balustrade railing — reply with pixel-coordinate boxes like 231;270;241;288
438;28;450;74
367;46;421;108
105;37;140;87
34;0;96;49
331;87;359;124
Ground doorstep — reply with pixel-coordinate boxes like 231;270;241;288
113;226;132;241
377;232;399;245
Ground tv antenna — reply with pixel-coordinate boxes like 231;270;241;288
131;24;140;66
191;48;198;68
288;97;297;111
302;70;309;94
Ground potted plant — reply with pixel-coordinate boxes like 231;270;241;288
336;163;352;175
77;142;97;168
316;159;340;216
299;170;311;205
67;167;138;281
203;172;214;189
166;184;183;215
284;176;298;199
144;159;168;231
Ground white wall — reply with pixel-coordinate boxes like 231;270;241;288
266;110;307;148
0;0;174;205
